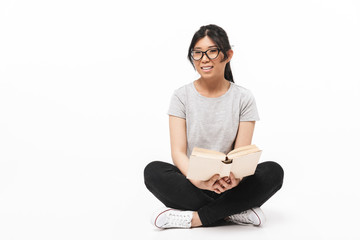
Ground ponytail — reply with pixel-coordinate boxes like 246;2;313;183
224;62;234;83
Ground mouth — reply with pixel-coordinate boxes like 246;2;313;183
201;66;214;71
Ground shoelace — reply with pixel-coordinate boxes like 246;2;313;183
229;210;253;224
165;212;191;227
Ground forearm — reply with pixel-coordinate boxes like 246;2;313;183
171;151;190;176
233;121;255;149
172;151;212;189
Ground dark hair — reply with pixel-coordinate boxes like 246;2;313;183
187;24;234;83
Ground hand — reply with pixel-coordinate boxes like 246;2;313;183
190;174;221;193
215;172;242;194
190;172;242;194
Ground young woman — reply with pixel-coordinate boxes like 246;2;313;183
144;24;284;229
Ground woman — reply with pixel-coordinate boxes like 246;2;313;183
144;24;284;229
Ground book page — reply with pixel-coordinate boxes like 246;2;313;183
227;146;260;160
186;156;222;180
191;147;226;160
227;144;257;157
230;151;262;179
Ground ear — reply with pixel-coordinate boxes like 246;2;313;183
226;49;234;63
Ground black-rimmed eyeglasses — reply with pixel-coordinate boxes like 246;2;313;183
191;48;221;61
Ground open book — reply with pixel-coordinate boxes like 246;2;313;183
186;144;262;181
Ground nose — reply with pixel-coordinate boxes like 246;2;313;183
201;53;210;63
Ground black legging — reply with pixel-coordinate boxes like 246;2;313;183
144;160;284;227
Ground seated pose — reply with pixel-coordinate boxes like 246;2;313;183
144;24;284;229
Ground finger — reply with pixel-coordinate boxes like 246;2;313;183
229;172;236;184
208;174;220;185
213;182;225;193
213;185;221;194
229;172;242;188
222;176;231;184
218;179;230;189
226;172;237;188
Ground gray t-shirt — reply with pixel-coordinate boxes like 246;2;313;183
168;81;260;157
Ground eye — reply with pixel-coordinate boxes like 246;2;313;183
209;49;218;53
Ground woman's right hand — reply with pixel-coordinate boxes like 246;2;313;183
190;174;224;194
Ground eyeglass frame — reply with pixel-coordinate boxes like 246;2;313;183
190;48;221;61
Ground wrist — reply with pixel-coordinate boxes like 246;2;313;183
189;179;203;189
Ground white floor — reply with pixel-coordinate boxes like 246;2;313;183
1;145;359;240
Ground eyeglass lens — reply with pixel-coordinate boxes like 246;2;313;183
191;49;219;60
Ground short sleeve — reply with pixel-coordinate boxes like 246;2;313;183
167;91;186;119
239;90;260;121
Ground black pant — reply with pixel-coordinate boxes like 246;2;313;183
144;161;284;226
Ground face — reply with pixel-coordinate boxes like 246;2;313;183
192;36;233;80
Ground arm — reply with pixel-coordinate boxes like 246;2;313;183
169;115;223;193
234;121;256;148
169;115;189;175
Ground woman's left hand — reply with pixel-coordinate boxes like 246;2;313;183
215;172;242;193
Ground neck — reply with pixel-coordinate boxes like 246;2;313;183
195;77;231;98
197;77;229;91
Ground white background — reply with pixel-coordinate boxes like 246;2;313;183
1;0;359;239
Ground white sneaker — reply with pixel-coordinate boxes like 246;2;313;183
151;208;193;229
227;207;266;226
